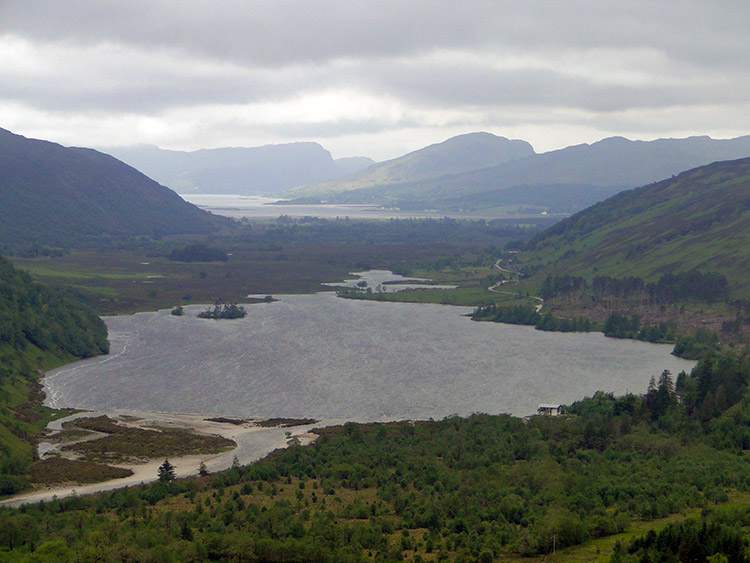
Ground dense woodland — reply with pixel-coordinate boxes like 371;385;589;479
0;256;108;359
0;255;108;496
168;243;229;263
0;353;748;561
538;271;730;304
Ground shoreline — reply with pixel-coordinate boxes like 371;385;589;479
0;409;337;509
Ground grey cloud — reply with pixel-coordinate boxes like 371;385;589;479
204;116;406;142
3;0;748;69
2;0;749;158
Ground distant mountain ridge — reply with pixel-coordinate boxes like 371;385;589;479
0;128;227;251
104;143;375;196
518;156;750;297
288;134;750;215
287;132;534;199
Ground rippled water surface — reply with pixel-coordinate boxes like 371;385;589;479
44;293;695;420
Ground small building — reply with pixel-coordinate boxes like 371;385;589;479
537;404;563;416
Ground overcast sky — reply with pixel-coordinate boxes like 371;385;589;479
2;1;749;161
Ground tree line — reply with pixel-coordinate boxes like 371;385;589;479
2;351;749;560
0;255;109;495
471;303;592;333
540;270;730;304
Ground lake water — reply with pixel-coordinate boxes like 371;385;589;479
328;269;458;292
179;193;525;220
44;292;695;421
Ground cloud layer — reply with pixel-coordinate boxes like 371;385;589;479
2;1;749;160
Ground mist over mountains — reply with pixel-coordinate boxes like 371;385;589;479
288;133;750;214
104;143;375;196
104;131;750;217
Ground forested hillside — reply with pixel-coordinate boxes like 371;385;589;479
0;128;229;253
0;255;108;495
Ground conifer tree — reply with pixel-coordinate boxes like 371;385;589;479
158;459;175;482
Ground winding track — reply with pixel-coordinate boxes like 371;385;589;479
490;259;544;312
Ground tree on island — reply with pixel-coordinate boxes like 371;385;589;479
158;459;175;482
197;300;247;319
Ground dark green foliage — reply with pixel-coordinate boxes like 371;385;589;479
614;514;748;563
593;271;729;304
472;304;591;333
603;312;641;339
472;303;541;325
637;321;676;343
676;352;750;434
602;313;676;344
158;459;176;482
168;243;228;262
650;270;729;304
197;301;247;319
541;274;587;299
0;256;108;358
673;328;721;359
592;276;646;299
535;311;592;332
0;254;109;489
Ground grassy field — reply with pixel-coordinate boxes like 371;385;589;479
11;244;517;316
12;249;351;315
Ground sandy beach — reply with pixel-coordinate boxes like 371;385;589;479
0;410;334;509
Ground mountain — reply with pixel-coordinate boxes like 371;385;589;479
332;156;377;175
104;143;375;196
518;156;750;297
287;132;534;200
288;134;750;215
0;128;228;250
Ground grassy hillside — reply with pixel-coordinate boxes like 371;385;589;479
286;132;534;200
518;157;750;299
0;128;229;253
0;255;109;495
